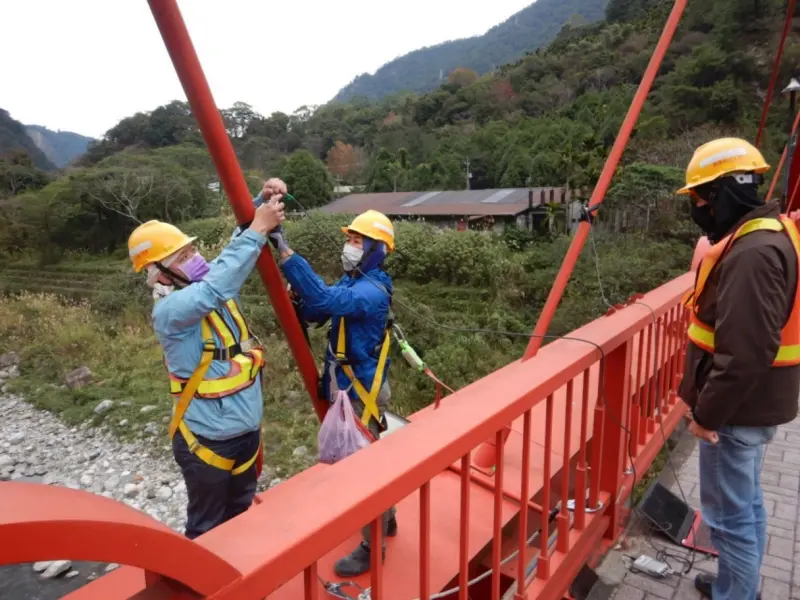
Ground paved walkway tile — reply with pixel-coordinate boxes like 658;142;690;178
596;416;800;600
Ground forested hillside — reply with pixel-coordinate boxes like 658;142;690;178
3;0;794;459
332;0;608;102
26;125;94;168
0;110;55;171
1;0;797;260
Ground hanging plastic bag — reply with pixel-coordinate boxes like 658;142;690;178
318;390;371;464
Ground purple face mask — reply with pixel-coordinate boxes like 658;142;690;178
177;254;210;282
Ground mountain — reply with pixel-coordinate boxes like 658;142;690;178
25;124;94;168
332;0;608;103
0;109;55;171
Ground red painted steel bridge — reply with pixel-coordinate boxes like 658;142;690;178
1;0;798;598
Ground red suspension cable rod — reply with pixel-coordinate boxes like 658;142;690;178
147;0;326;421
522;0;689;360
755;0;797;148
766;109;800;203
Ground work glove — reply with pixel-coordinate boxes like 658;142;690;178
268;224;290;253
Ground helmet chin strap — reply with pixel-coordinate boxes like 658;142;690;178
155;261;191;288
146;251;191;289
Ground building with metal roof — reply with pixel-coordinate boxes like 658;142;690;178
319;187;583;231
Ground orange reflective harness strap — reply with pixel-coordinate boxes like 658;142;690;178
166;300;263;475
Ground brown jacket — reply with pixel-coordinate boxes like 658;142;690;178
679;202;800;430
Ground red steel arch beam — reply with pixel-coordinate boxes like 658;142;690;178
0;482;240;597
523;0;688;360
146;0;326;421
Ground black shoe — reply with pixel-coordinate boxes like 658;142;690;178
387;515;397;537
694;574;761;600
333;542;385;577
694;573;713;598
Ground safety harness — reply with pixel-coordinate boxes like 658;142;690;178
332;306;393;430
166;298;264;475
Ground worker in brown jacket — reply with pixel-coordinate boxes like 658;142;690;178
677;138;800;600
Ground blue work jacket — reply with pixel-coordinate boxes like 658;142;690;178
280;253;393;404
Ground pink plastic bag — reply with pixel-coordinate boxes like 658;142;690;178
318;390;371;464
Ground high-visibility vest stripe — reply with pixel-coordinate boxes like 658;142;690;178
686;216;800;367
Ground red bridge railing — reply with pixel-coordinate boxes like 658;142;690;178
41;272;692;599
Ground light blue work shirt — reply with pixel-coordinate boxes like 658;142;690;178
152;207;268;441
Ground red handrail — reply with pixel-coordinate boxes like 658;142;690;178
146;0;326;421
523;0;689;360
63;273;692;599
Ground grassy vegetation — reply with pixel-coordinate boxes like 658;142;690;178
0;215;693;476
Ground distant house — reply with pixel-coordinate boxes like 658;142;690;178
320;188;584;232
333;185;364;196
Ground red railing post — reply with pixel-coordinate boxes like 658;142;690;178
599;340;632;539
146;0;326;421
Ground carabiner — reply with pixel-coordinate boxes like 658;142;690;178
320;577;369;600
391;323;407;342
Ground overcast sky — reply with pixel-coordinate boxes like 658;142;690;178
2;0;533;139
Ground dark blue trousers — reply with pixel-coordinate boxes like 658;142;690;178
172;429;259;540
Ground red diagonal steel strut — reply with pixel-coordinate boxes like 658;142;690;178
522;0;689;360
147;0;326;421
755;0;797;148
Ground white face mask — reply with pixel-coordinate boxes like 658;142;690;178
341;243;363;272
152;283;174;301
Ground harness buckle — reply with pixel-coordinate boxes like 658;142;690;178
188;439;201;454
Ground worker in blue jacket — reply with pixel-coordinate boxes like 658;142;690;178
127;180;286;539
267;209;397;577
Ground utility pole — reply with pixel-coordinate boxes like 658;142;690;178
465;158;471;190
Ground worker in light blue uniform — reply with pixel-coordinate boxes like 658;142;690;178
266;209;398;577
127;179;286;540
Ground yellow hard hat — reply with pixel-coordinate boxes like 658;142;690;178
341;210;395;252
128;220;196;273
677;137;769;195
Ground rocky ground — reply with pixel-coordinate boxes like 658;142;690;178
0;354;283;598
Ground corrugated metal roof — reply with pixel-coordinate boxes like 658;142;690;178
321;188;577;217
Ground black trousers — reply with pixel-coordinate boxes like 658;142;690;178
172;429;260;540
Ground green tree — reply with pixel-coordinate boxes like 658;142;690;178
0;154;51;197
447;68;479;88
278;150;334;209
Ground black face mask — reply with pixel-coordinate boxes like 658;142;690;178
690;177;764;243
690;204;716;235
